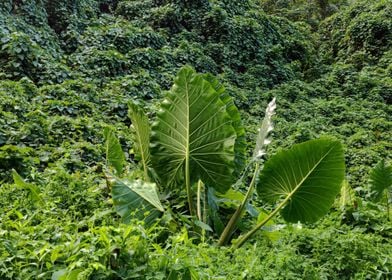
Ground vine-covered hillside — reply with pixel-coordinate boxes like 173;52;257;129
0;0;391;279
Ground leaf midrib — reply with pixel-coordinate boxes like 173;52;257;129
283;144;336;204
185;78;190;166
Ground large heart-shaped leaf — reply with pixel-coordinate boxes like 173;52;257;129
111;178;164;226
150;66;238;193
257;137;345;223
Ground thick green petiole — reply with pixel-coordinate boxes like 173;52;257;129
218;163;260;246
233;195;288;249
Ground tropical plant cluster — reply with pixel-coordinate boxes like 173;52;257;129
0;0;391;279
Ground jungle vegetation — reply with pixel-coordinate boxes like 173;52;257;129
0;0;391;279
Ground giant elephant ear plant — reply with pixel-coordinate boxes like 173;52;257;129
150;66;245;215
105;66;345;248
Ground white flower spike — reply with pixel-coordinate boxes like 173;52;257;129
253;98;276;160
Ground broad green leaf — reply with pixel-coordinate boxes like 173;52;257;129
215;189;245;208
51;269;84;280
256;210;282;241
257;138;345;223
337;180;358;210
128;101;151;181
111;178;164;226
104;127;125;175
369;160;392;202
194;220;213;232
52;269;67;280
50;247;61;264
203;73;246;175
66;269;84;280
12;169;43;206
150;66;237;193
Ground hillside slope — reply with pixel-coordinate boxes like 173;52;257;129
0;0;391;279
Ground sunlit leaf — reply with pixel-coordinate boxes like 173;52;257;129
128;101;151;181
104;127;125;175
337;180;358;210
52;269;67;280
150;66;238;193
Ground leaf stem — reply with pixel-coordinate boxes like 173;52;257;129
203;186;208;223
186;156;194;215
197;180;203;220
233;193;288;249
218;163;260;246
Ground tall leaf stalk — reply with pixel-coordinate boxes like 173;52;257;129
234;192;289;248
197;180;204;220
218;98;276;245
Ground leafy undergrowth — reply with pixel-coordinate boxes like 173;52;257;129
1;172;391;279
0;0;391;279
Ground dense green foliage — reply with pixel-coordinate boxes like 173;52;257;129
0;0;391;279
